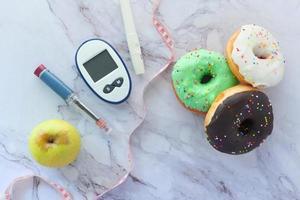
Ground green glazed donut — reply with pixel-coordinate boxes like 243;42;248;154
172;49;238;113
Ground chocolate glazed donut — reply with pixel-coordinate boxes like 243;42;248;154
204;85;273;155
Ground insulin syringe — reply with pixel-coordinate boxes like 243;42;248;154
34;64;111;133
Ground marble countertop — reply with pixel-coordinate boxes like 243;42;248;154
1;0;300;199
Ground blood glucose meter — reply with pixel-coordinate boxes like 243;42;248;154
75;39;131;104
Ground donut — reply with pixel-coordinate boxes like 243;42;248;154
226;24;285;88
172;49;238;114
204;85;273;155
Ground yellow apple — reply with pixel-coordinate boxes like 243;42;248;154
29;119;81;168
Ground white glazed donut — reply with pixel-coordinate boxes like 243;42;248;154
226;24;285;88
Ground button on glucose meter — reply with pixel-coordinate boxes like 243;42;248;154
75;39;132;104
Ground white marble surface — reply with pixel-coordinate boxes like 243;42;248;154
0;0;300;199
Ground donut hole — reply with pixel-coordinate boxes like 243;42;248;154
253;45;272;59
238;119;254;136
200;74;213;84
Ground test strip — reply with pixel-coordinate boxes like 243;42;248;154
120;0;145;75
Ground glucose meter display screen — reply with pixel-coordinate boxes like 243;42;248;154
83;50;118;82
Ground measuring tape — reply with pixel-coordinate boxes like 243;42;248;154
2;175;72;200
2;0;175;199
